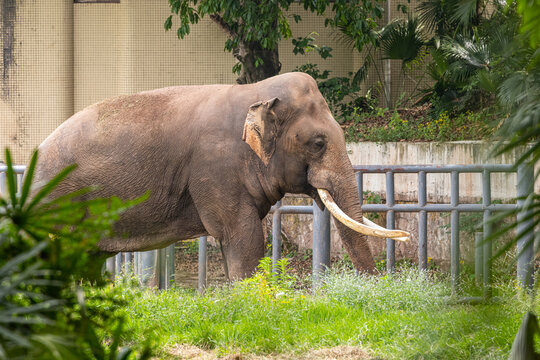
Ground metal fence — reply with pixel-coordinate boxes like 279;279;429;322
1;163;535;293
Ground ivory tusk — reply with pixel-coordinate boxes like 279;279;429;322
317;188;410;241
361;216;409;242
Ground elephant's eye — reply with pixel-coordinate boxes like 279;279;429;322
309;137;326;153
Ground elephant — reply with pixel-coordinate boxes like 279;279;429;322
34;72;408;279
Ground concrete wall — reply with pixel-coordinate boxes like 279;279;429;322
276;141;534;264
0;0;73;163
1;0;357;163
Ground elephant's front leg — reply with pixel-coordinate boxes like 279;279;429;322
220;208;265;280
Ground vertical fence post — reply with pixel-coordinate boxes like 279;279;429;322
475;232;483;285
139;250;156;287
356;172;363;205
16;174;23;195
167;244;175;289
134;252;139;278
356;171;363;276
124;252;133;274
386;171;395;273
418;171;428;270
312;201;330;288
0;171;6;196
450;171;460;294
198;236;207;294
272;201;282;270
157;245;175;290
482;169;492;298
516;162;535;289
106;256;115;277
115;253;123;276
158;248;166;289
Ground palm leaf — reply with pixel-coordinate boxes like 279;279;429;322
24;164;77;214
380;18;425;65
18;150;38;208
3;149;18;207
498;71;531;107
450;0;478;30
417;0;461;35
474;69;499;93
443;36;490;69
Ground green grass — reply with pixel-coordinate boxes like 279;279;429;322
96;265;536;359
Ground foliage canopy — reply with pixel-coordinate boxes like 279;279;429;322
165;0;383;83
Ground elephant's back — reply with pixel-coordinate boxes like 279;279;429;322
34;89;201;198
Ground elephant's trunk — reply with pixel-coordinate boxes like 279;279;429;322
312;163;408;273
317;168;376;272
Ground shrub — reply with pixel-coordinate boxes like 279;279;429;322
0;149;150;360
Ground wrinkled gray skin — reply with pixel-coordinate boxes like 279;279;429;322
35;72;375;279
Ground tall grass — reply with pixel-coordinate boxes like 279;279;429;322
107;263;535;359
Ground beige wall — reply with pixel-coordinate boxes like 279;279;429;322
0;0;73;163
1;0;365;163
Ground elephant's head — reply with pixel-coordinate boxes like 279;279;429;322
242;72;408;272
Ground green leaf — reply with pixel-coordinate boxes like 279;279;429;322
24;164;77;215
4;149;18;208
18;150;38;210
0;242;47;278
164;15;173;30
380;17;425;65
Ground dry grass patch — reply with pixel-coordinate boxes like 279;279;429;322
164;345;372;360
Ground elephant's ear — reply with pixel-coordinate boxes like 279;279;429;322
242;98;279;166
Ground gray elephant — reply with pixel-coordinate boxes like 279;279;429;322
34;72;408;279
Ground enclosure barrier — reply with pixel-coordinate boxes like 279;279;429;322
1;163;534;293
354;164;535;294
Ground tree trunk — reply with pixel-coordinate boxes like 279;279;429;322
234;41;281;84
209;15;281;84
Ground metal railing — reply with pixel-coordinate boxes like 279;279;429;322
1;163;535;293
354;164;535;294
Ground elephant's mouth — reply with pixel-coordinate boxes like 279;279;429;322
307;186;325;210
315;188;410;242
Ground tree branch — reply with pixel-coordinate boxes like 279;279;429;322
210;14;237;38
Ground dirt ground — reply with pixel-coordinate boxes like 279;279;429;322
164;344;374;360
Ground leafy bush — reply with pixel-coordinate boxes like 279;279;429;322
236;257;296;303
0;149;150;360
343;107;494;142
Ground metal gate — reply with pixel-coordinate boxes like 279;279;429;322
1;163;535;292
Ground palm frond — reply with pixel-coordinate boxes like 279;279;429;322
474;69;499;93
380;17;426;65
442;36;491;69
416;0;446;34
498;71;530;107
450;0;478;30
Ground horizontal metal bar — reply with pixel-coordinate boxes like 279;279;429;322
0;165;27;174
353;164;516;173
4;164;518;175
269;205;314;214
361;203;516;212
271;201;517;215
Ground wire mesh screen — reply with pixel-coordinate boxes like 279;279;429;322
0;0;422;164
